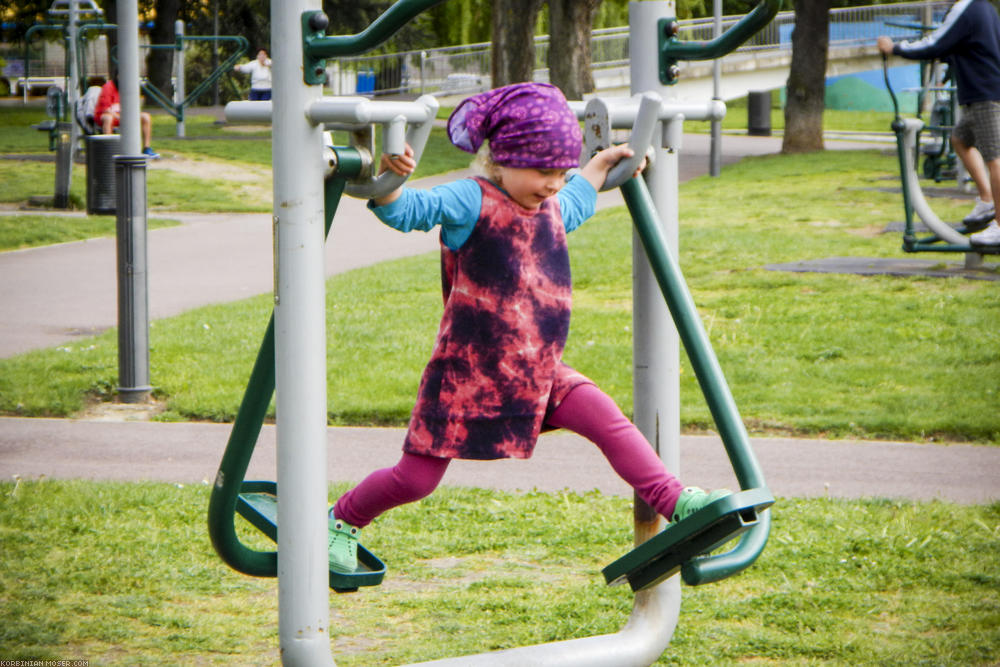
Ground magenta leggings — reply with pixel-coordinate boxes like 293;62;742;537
332;383;685;528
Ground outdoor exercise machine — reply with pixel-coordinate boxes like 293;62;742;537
577;92;773;591
133;22;248;138
23;0;106;207
207;0;777;664
883;55;999;264
884;18;957;182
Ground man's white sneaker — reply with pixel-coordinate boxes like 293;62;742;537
970;220;1000;245
963;198;995;231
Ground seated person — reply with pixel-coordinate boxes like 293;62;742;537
93;76;159;158
77;76;105;135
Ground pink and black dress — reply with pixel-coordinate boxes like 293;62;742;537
403;177;593;461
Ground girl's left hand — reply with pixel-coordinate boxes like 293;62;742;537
579;143;646;191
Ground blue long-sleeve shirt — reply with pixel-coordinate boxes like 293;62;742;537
369;175;597;250
893;0;1000;105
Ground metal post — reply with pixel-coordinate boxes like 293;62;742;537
628;0;683;644
709;0;722;177
114;0;150;403
114;155;151;402
272;2;335;665
175;20;186;138
53;122;73;208
65;0;80;195
116;0;141;156
420;50;426;94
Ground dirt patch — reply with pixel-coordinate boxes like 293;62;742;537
76;397;167;422
147;154;272;208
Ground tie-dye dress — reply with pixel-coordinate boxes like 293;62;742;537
403;177;593;460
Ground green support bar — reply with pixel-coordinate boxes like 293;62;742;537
620;175;771;585
208;154;361;579
301;0;449;84
133;35;248;122
658;0;781;84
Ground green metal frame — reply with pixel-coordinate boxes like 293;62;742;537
621;175;772;585
136;34;249;122
301;0;448;85
658;0;781;85
207;151;364;581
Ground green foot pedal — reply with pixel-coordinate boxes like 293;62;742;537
236;480;386;593
602;488;774;592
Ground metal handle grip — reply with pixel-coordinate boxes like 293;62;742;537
310;94;438;200
583;92;662;192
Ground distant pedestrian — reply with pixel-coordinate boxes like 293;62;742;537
234;48;272;101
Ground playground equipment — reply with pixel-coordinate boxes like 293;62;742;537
24;0;106;207
133;22;248;137
578;92;773;590
884;19;957;182
207;0;777;663
883;55;999;263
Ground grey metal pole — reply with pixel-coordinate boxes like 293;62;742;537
114;0;150;403
53;121;73;208
627;0;683;646
709;0;722;177
116;0;141;156
272;2;335;665
175;19;186;138
114;155;151;402
62;0;80;202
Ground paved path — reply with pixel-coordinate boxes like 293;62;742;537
0;132;886;358
2;418;997;504
3;131;996;505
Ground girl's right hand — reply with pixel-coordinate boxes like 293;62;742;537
372;143;416;207
379;143;416;177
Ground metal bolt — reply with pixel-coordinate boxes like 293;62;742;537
308;12;329;33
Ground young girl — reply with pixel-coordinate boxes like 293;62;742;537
329;82;727;572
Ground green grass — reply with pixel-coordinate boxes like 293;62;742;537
1;149;996;443
685;93;897;134
1;479;997;665
0;214;181;251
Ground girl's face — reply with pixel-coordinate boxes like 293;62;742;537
496;166;568;210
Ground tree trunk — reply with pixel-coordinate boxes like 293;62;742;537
547;0;601;101
147;0;181;102
491;0;545;87
781;1;829;154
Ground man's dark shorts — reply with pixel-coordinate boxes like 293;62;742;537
954;100;1000;162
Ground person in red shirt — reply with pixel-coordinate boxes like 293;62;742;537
93;76;159;159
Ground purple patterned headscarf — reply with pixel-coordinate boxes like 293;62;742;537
447;82;582;169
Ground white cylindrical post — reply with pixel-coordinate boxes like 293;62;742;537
116;0;141;155
630;0;681;517
709;0;722;177
271;2;335;665
627;0;682;646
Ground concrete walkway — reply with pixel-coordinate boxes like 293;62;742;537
2;131;997;505
2;417;997;504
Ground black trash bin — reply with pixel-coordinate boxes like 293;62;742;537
86;134;121;215
747;91;772;137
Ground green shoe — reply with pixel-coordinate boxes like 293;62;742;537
671;486;731;523
328;517;360;573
